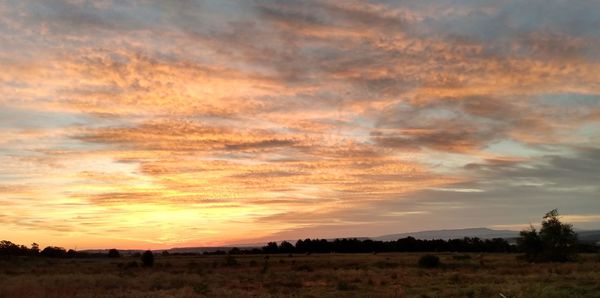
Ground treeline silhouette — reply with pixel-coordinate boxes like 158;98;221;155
226;237;515;255
0;240;117;258
2;236;596;258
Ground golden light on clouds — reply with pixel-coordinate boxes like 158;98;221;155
0;0;599;249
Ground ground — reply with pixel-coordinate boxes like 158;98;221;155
1;253;599;297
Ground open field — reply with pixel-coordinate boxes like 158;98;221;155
1;253;599;298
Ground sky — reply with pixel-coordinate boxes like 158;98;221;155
1;0;599;249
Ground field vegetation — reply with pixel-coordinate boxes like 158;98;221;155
1;252;600;297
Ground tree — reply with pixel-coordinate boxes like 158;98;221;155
141;250;154;267
518;209;577;262
30;243;40;255
279;241;295;254
539;209;578;262
262;242;279;254
0;240;24;256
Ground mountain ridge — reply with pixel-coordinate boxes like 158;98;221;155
81;227;599;253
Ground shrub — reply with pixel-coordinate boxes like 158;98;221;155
107;249;120;258
40;246;67;258
141;250;154;267
418;254;441;268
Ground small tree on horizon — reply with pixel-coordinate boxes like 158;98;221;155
518;209;577;262
539;209;578;262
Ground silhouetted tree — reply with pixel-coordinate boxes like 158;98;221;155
30;243;40;255
141;250;154;267
0;240;27;256
540;209;578;262
518;209;577;262
262;242;279;254
279;241;295;253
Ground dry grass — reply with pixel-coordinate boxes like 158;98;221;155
0;253;599;297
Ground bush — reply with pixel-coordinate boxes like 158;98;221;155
40;246;67;258
108;249;120;258
418;254;441;268
141;250;154;267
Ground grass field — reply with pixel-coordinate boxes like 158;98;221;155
1;253;599;297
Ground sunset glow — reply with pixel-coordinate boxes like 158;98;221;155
1;0;599;249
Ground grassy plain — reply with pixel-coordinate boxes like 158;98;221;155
1;253;599;297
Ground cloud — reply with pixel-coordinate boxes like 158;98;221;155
0;0;599;247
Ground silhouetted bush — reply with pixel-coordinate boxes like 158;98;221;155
418;254;441;268
40;246;67;258
141;250;154;267
67;249;77;258
108;248;120;258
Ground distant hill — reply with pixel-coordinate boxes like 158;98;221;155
374;227;520;241
82;228;600;253
577;230;600;244
228;227;600;249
